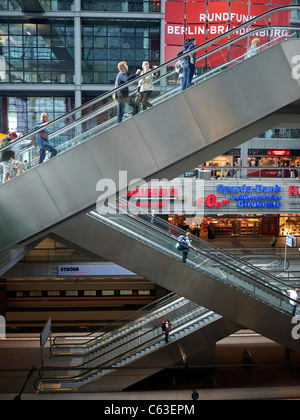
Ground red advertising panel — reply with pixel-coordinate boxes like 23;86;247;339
207;1;229;22
186;2;206;24
165;1;185;24
165;0;292;68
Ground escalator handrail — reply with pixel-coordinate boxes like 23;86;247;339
52;295;188;351
35;306;214;388
52;291;179;347
18;25;297;166
111;197;299;294
0;5;299;155
42;303;202;378
91;207;298;309
132;213;294;289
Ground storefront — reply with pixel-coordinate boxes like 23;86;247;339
186;148;300;179
279;215;300;237
166;178;300;238
168;214;279;237
247;149;300;178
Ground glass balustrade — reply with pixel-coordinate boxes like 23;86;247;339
35;302;217;390
89;202;293;315
52;292;183;349
0;6;298;179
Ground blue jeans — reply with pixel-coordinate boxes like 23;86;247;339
39;143;57;164
181;63;195;91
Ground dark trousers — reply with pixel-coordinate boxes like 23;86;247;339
39;143;57;164
182;250;189;263
117;95;139;123
141;91;153;110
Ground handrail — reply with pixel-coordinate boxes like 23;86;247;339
96;198;291;290
43;302;201;377
52;291;180;348
18;27;295;157
128;215;293;294
35;306;214;390
10;26;300;173
52;294;188;353
18;27;296;166
91;198;299;308
0;5;299;156
183;165;300;180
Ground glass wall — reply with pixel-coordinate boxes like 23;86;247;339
0;0;161;12
0;19;74;84
0;18;160;85
0;96;75;141
0;0;74;11
81;19;160;84
39;0;74;10
81;0;161;13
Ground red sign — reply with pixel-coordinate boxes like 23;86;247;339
267;150;291;156
289;185;300;196
165;0;291;67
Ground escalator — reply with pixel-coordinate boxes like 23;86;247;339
0;7;300;252
35;293;239;392
51;293;193;356
52;208;300;354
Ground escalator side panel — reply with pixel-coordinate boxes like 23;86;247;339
1;40;300;251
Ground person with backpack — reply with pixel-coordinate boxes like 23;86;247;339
177;37;196;91
165;319;172;343
0;132;24;183
271;236;277;248
177;232;193;263
33;112;57;164
162;319;172;343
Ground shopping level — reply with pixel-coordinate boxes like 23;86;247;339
169;214;298;238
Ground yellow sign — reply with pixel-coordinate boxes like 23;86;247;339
0;133;6;145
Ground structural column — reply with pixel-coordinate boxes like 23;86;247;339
0;279;6;318
74;0;82;110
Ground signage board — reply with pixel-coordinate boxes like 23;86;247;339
58;264;137;277
40;317;51;349
0;316;5;340
286;235;297;247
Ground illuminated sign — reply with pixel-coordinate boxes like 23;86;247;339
286;235;297;247
267;150;291;156
212;184;283;209
289;186;300;196
288;185;300;205
125;188;178;197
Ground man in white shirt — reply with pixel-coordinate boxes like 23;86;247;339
287;288;299;316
